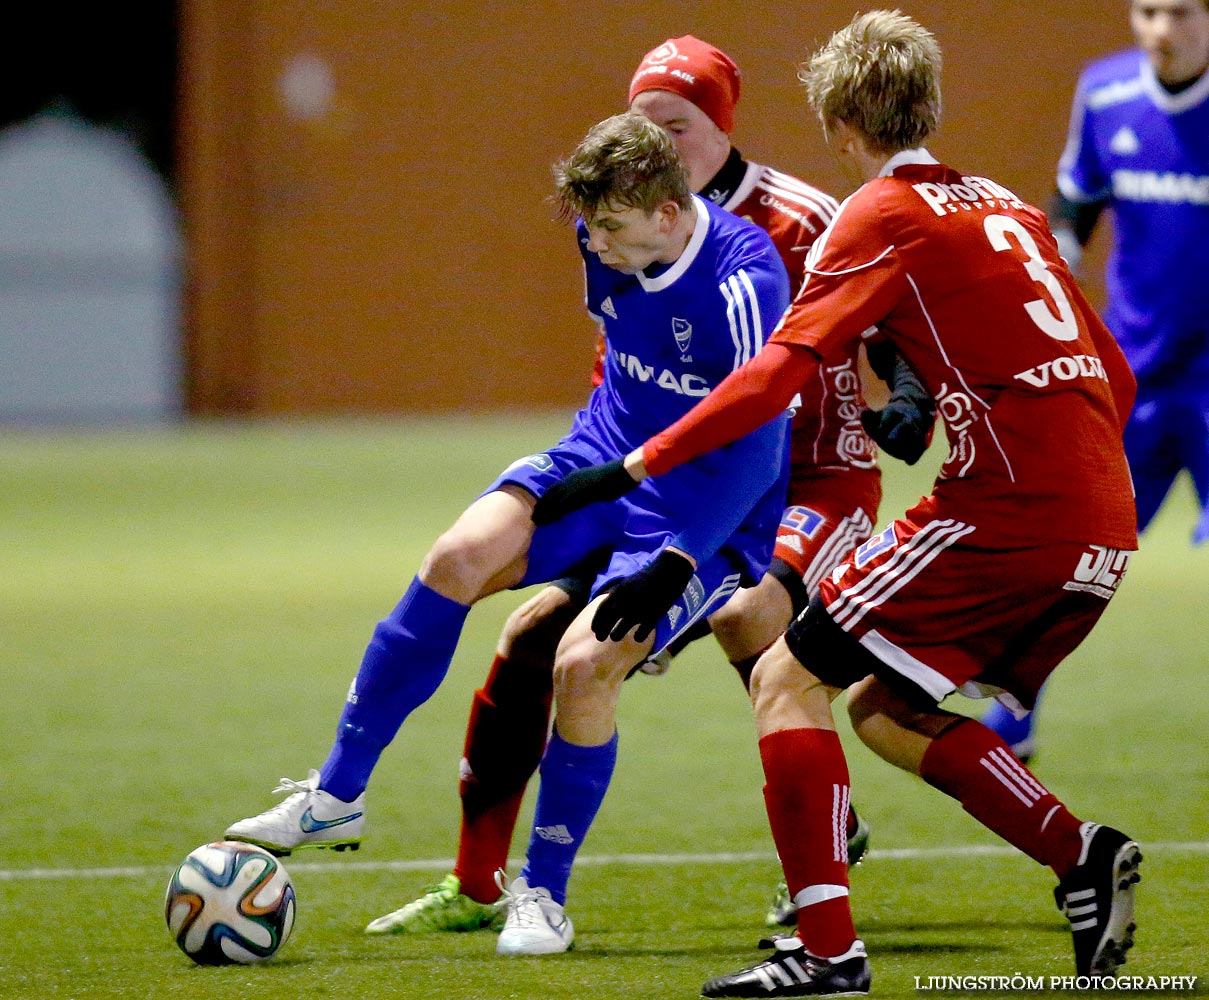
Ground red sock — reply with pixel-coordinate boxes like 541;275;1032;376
453;654;554;902
760;728;857;958
920;718;1084;876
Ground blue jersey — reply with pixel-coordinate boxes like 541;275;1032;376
1057;50;1209;390
580;196;790;565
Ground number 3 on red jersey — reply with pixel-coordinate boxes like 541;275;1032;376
983;215;1078;342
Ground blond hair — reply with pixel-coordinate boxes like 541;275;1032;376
799;10;942;154
552;111;691;224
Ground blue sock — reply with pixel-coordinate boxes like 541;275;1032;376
319;577;469;801
520;729;618;905
982;698;1038;758
1194;504;1209;545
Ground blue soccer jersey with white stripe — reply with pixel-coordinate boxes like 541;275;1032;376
582;195;790;443
1057;50;1209;389
576;195;792;565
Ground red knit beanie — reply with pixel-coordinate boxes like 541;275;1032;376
628;35;741;133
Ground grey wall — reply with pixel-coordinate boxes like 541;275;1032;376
0;109;181;423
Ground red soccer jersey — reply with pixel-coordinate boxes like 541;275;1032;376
728;162;879;507
726;160;832;286
770;152;1137;548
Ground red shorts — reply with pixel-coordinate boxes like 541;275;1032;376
817;513;1132;707
776;471;881;598
774;499;877;599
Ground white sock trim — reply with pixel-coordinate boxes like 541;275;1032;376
792;883;849;908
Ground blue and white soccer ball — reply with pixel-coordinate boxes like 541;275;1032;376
165;841;296;965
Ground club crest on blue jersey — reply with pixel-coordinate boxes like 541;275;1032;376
672;317;692;356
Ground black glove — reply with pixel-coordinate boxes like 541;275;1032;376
591;549;696;644
861;352;935;466
532;459;639;525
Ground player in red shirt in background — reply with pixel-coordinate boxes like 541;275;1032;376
365;35;933;937
535;11;1142;994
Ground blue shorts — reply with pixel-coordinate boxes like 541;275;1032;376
1124;387;1209;541
482;422;780;655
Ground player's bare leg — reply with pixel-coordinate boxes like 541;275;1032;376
844;675;956;775
709;572;793;687
418;486;537;604
711;573;871;927
552;597;653;746
847;676;1140;975
227;488;536;856
495;599;653;955
367;584;576;934
704;637;871;996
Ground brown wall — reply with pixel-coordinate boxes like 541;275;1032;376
180;1;1130;416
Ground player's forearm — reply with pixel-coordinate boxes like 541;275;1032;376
1048;191;1106;271
1049;190;1105;247
635;343;817;478
863;333;898;384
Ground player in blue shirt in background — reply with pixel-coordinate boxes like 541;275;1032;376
984;0;1209;757
224;114;793;949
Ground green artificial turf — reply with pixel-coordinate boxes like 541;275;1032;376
1;417;1204;998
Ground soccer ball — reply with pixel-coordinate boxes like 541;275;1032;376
165;841;296;965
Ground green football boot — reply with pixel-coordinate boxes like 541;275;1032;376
365;873;505;934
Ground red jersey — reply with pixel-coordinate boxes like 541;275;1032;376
726;160;832;286
728;161;879;506
771;152;1137;548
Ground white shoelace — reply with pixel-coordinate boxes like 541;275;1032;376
251;773;317;819
271;775;315;797
494;870;549;928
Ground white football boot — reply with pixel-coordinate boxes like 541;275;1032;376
495;872;575;956
224;769;364;855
